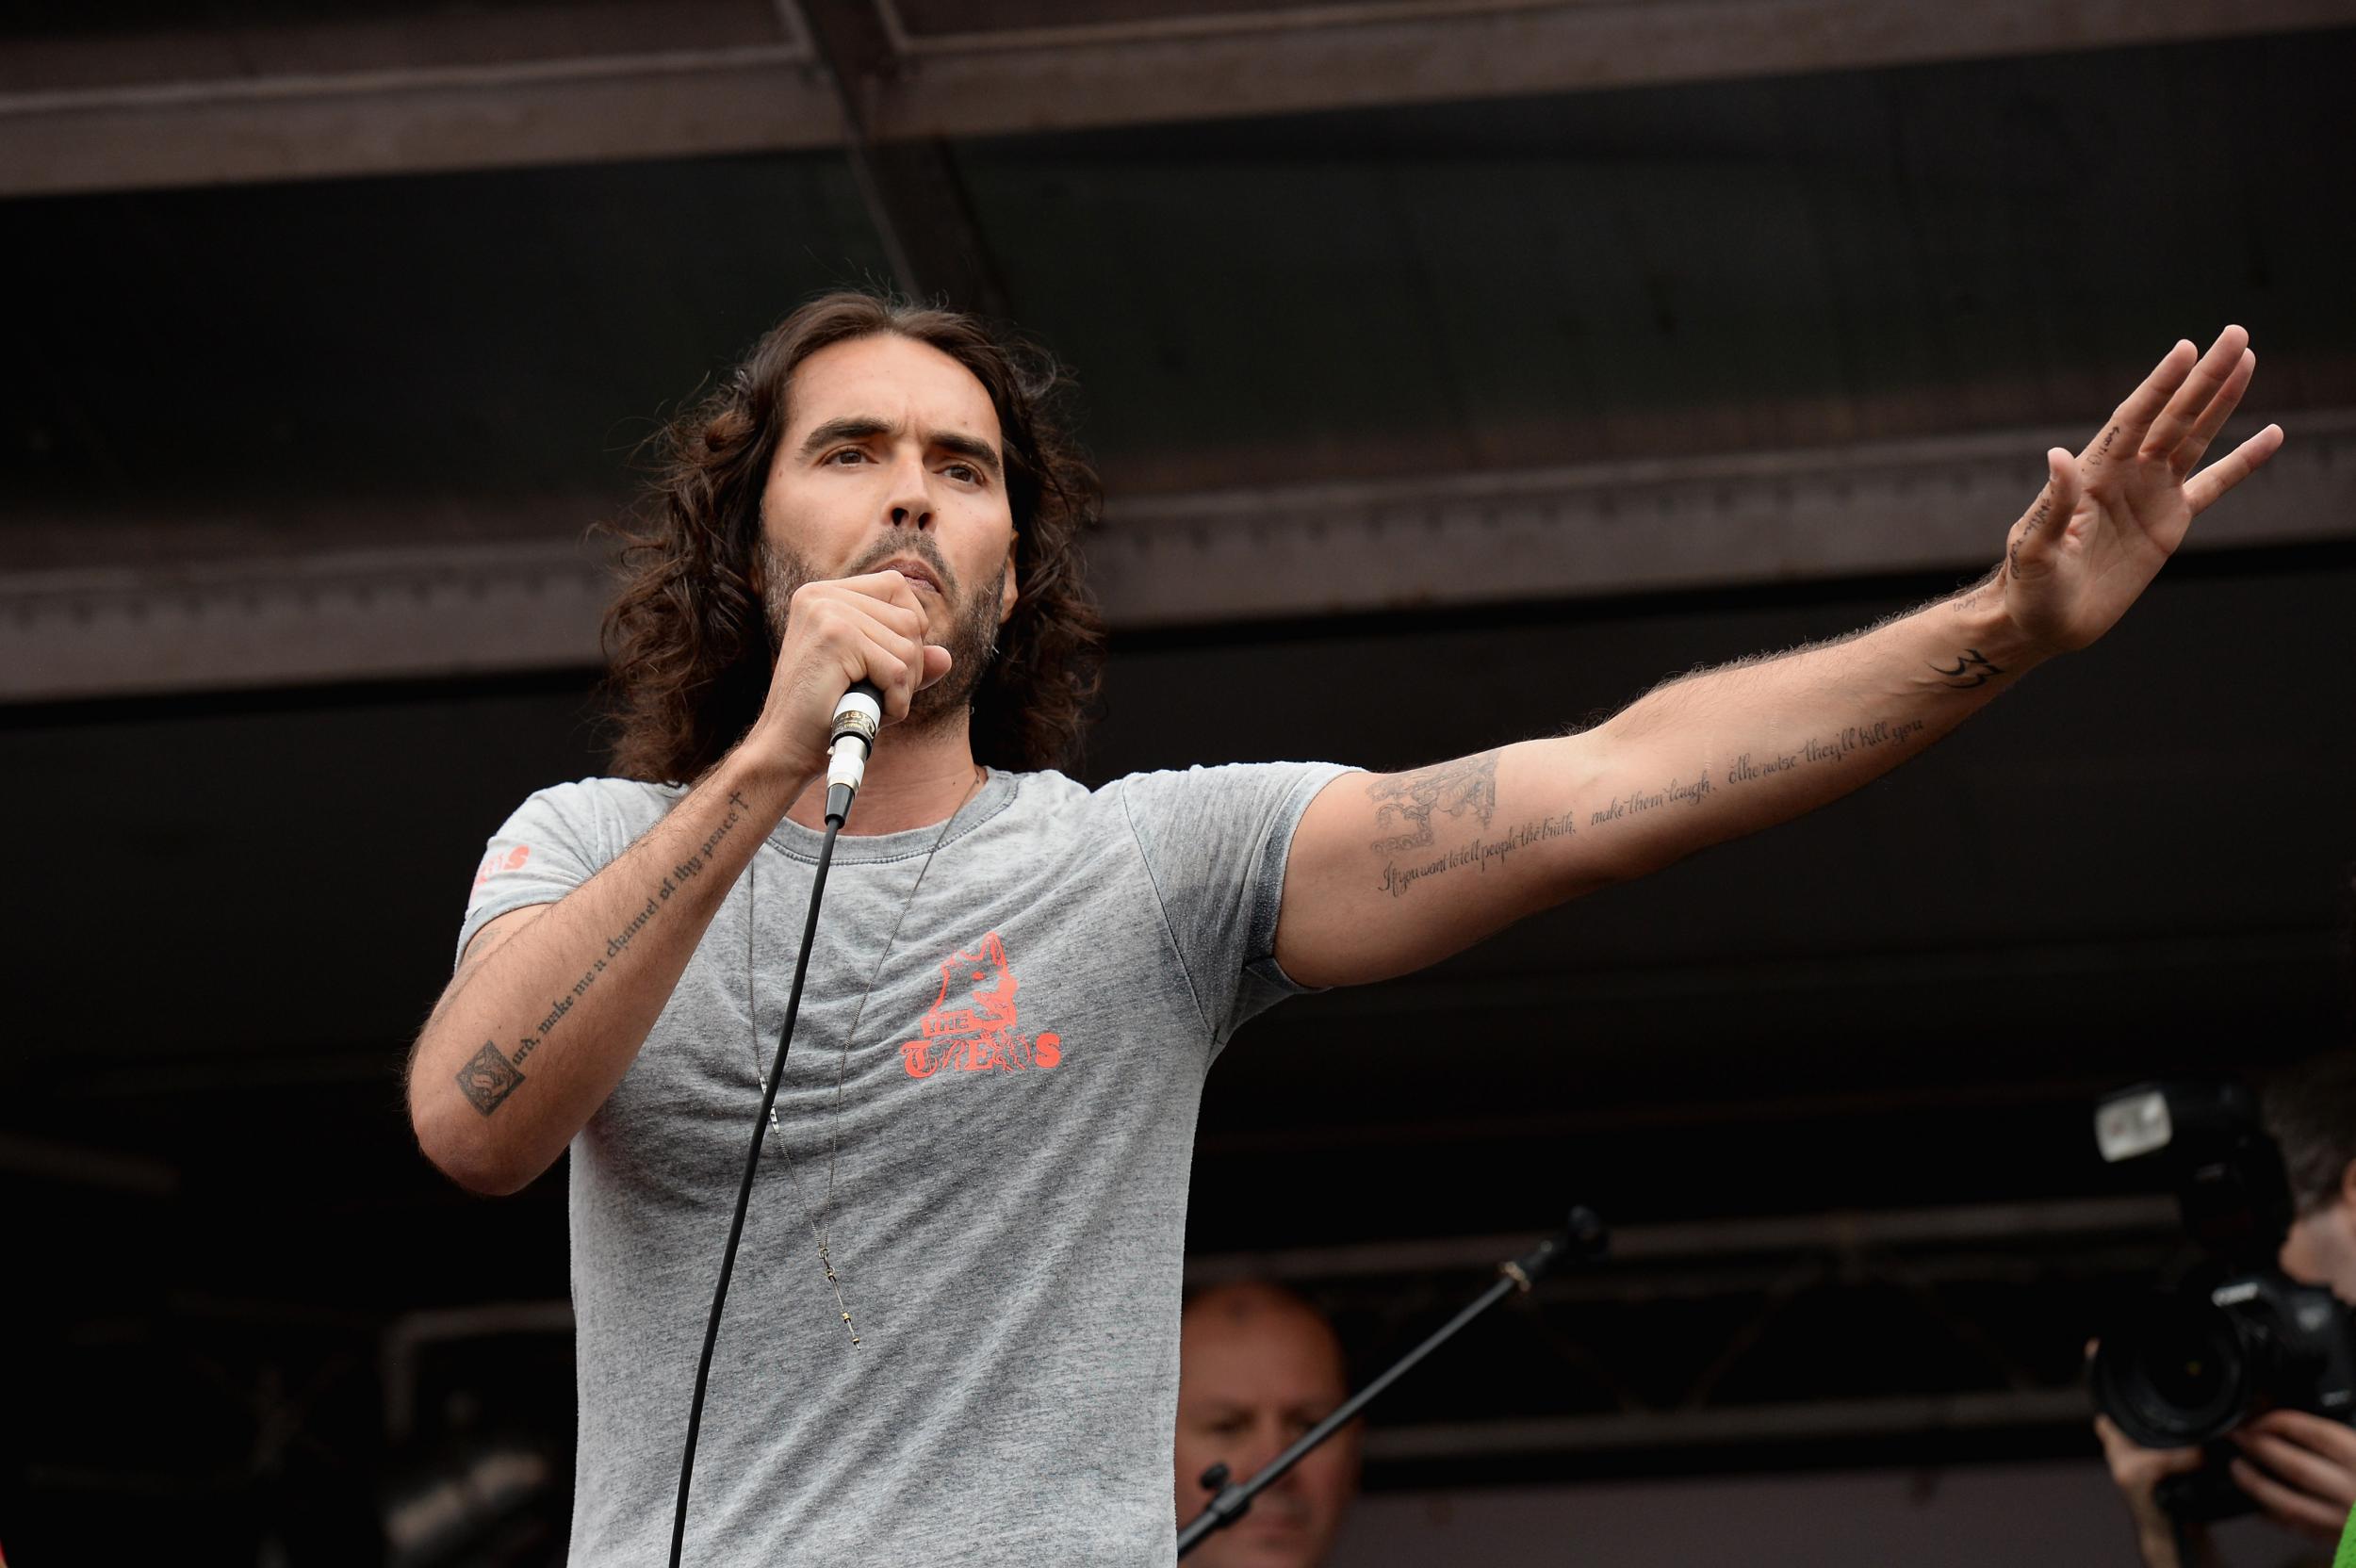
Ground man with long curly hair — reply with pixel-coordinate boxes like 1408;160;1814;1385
408;291;2282;1566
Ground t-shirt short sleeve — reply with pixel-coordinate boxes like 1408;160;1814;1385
455;781;630;965
1111;760;1352;1043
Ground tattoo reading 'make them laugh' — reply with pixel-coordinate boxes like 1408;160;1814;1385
452;790;751;1117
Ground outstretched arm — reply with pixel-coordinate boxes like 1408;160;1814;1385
1276;327;2282;988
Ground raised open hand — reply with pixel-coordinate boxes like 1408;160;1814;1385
1999;326;2283;656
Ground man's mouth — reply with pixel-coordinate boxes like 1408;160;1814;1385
875;558;944;595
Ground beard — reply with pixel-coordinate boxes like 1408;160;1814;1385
759;537;1005;735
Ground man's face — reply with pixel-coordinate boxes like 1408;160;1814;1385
758;332;1019;725
2279;1184;2356;1305
1174;1288;1360;1568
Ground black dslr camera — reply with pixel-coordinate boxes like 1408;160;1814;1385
2089;1081;2356;1522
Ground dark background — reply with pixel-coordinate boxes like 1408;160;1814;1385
5;3;2354;1561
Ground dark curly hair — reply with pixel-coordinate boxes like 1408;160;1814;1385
2262;1049;2356;1216
600;291;1105;783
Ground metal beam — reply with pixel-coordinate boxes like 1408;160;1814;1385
791;0;1015;316
0;26;841;197
871;0;2356;140
7;0;2352;196
0;538;615;701
1094;409;2356;628
6;412;2350;702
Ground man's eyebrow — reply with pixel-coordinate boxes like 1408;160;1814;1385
795;416;894;461
929;429;1003;479
1186;1400;1251;1420
794;416;1002;479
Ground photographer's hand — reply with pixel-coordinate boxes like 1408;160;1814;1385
2228;1410;2356;1543
2095;1413;2206;1568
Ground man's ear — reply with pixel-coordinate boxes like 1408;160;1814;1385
2338;1155;2356;1214
998;535;1020;626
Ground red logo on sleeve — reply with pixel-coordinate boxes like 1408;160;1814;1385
473;843;531;890
901;931;1063;1078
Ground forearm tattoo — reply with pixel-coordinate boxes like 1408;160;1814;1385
453;790;747;1117
1929;649;2004;690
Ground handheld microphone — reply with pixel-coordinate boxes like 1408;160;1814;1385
825;680;882;825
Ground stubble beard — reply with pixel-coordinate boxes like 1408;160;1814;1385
760;539;1005;738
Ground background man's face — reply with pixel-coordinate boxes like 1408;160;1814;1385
2278;1168;2356;1304
758;332;1019;723
1174;1285;1360;1568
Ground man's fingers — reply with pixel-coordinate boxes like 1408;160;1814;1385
2005;449;2079;581
844;568;934;626
854;633;920;721
859;597;927;640
2184;424;2285;515
793;578;927;640
2233;1428;2355;1504
2141;326;2250;459
2249;1409;2356;1462
918;644;954;692
2231;1456;2354;1541
2094;338;2199;466
2170;348;2255;474
785;578;940;709
856;632;953;715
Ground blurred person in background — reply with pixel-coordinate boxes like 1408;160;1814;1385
2098;1050;2356;1568
1174;1282;1361;1568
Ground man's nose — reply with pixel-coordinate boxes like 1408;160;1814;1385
1239;1431;1297;1488
886;451;934;530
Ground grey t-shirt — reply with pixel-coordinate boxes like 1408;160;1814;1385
456;761;1348;1567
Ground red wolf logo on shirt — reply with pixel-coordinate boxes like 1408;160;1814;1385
900;931;1063;1078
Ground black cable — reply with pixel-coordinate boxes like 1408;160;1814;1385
668;811;843;1568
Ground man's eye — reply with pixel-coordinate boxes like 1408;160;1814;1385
944;463;980;483
825;448;867;466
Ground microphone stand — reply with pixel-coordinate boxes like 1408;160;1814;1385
1175;1208;1608;1560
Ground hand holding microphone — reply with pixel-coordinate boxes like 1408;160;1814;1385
748;569;951;809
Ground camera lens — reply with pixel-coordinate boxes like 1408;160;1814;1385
2093;1298;2252;1448
2148;1343;2225;1409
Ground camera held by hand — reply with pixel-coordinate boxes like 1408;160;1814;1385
2090;1081;2356;1523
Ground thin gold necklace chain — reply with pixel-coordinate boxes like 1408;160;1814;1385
744;768;983;1347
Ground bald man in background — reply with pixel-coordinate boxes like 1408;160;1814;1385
1174;1282;1363;1568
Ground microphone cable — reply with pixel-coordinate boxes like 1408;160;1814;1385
668;805;838;1568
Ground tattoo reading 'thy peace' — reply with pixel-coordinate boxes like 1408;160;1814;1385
454;791;749;1117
